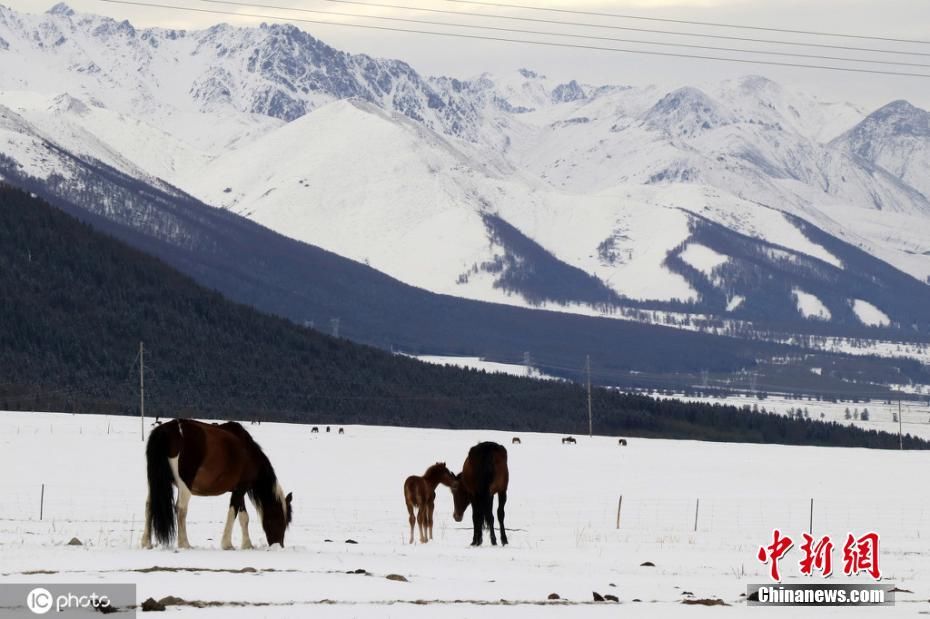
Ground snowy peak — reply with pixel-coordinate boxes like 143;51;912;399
517;68;543;79
733;74;780;96
0;5;483;139
833;100;930;198
844;100;930;146
644;87;732;136
46;3;75;17
551;80;586;104
49;92;90;115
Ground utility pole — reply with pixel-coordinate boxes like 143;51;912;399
586;355;592;437
523;351;532;377
898;400;903;450
140;341;145;442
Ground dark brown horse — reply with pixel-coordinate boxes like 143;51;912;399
404;462;456;544
142;419;292;550
451;442;509;546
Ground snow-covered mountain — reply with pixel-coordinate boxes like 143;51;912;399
2;3;930;336
832;100;930;201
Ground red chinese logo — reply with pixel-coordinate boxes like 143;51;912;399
842;532;881;580
757;529;794;582
758;531;881;581
799;533;834;577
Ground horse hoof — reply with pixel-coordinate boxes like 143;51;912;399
241;543;254;550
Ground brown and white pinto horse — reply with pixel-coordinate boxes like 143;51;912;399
451;442;509;546
403;462;456;544
141;419;292;550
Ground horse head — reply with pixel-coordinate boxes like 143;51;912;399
436;462;457;486
261;487;293;546
450;473;469;522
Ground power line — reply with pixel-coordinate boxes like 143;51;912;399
198;0;930;69
253;0;930;58
97;0;930;78
446;0;930;46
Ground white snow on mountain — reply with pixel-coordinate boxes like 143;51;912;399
851;299;890;327
726;295;745;312
679;244;728;277
2;3;930;324
833;100;930;200
792;288;831;321
184;98;515;303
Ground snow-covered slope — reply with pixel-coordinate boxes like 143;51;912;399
186;99;510;302
2;3;930;335
833;100;930;201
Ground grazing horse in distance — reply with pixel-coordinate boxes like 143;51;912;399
404;462;456;544
311;427;319;433
511;437;521;444
562;436;576;445
618;438;628;446
451;442;509;546
142;419;293;550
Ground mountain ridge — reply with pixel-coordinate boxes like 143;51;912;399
2;2;930;341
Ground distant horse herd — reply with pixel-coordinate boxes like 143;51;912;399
310;426;344;434
142;419;627;549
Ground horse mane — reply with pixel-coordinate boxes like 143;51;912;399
423;462;452;485
221;422;290;525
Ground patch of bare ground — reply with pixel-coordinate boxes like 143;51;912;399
682;598;728;606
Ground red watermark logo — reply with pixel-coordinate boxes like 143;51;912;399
757;530;881;582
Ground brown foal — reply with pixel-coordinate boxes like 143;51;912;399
403;462;456;544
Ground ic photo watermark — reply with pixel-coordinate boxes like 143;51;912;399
0;584;135;617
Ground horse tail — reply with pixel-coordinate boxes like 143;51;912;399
146;423;177;545
479;449;497;490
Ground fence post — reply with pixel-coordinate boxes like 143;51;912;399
694;498;700;532
616;495;623;529
40;483;45;521
809;498;814;534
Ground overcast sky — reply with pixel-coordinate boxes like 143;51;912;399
6;0;930;109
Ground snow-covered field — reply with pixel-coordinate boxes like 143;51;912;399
1;411;928;617
649;391;930;441
414;355;557;381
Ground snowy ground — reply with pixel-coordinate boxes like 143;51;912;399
648;392;930;441
414;355;557;381
1;411;928;617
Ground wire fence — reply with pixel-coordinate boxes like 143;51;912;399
1;482;926;544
